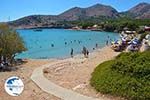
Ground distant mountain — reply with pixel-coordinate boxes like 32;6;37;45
8;15;59;28
58;7;85;21
8;3;150;29
59;4;119;21
84;4;119;18
127;2;150;19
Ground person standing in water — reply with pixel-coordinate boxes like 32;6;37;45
96;43;98;48
82;46;87;57
70;48;74;58
86;49;89;58
106;35;110;46
106;40;109;46
107;35;110;39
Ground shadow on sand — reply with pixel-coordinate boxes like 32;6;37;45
0;59;28;72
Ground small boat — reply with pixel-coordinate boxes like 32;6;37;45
34;29;43;32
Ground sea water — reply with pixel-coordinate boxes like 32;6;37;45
16;29;119;59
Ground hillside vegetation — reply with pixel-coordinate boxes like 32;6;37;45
67;18;150;32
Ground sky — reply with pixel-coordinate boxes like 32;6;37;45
0;0;150;22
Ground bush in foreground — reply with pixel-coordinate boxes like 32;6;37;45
0;24;26;64
90;51;150;100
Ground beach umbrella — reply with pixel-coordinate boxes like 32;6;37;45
145;34;150;45
121;38;126;42
131;38;139;44
132;41;138;45
146;34;150;40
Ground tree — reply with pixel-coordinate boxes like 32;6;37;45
0;24;26;65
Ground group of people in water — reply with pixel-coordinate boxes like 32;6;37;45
70;42;101;58
49;37;111;58
50;39;83;48
69;36;112;58
33;36;111;58
70;46;89;58
68;39;100;58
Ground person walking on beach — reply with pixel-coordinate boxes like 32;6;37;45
70;48;74;58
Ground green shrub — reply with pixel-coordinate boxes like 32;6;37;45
90;51;150;100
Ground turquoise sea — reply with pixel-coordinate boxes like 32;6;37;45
16;29;119;59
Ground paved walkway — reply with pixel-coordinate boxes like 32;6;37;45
30;60;102;100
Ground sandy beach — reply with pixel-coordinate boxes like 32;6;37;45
43;46;123;100
0;46;122;100
0;59;60;100
0;1;149;100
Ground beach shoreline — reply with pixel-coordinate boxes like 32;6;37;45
21;45;112;60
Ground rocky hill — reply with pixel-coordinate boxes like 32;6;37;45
59;4;119;21
8;2;150;29
127;2;150;19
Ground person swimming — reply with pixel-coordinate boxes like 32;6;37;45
107;35;110;39
51;44;54;47
78;40;81;44
65;42;67;45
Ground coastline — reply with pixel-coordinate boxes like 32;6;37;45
16;27;117;33
25;45;114;60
